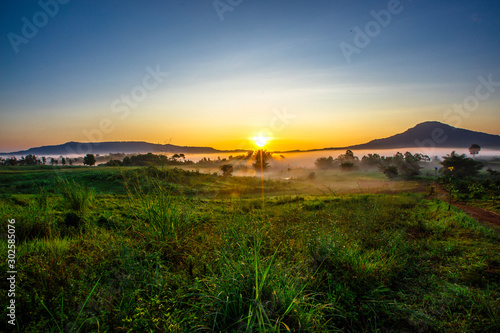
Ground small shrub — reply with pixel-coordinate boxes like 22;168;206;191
303;200;325;211
340;162;356;171
384;166;399;179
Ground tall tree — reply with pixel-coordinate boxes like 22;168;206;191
469;144;481;158
252;149;271;171
83;154;96;166
24;154;39;166
441;151;483;179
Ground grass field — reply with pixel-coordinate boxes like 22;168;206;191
1;166;499;332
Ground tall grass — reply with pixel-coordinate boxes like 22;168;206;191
194;216;314;332
125;173;197;260
58;178;95;213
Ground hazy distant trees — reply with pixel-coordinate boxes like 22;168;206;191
113;153;194;167
315;150;359;171
83;154;96;166
21;154;40;166
314;156;336;170
0;154;44;166
313;150;428;179
361;154;382;168
4;157;18;166
379;152;428;179
469;144;481;158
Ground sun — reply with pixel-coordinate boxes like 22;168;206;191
253;135;270;148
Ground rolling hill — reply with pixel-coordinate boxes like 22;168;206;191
0;141;233;156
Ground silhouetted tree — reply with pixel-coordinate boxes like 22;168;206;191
24;154;39;166
220;164;234;176
122;156;131;166
440;151;483;179
252;150;271;171
337;150;359;164
61;157;66;166
469;144;481;158
83;154;96;166
42;156;46;165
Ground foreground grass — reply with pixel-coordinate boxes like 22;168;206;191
0;167;499;332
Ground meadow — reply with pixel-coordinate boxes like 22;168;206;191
1;165;499;332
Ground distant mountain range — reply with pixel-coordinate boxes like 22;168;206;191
0;141;240;156
2;121;500;156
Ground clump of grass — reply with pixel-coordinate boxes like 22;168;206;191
192;216;314;332
58;178;95;213
126;175;197;258
302;199;326;211
16;189;55;242
20;237;71;259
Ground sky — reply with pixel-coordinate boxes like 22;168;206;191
1;0;500;153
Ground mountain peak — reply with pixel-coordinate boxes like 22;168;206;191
348;121;500;150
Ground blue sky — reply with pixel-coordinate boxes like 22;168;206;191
1;0;499;152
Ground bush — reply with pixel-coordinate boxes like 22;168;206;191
441;151;484;179
340;162;356;171
384;166;399;179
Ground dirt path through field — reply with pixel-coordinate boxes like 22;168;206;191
430;182;500;232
